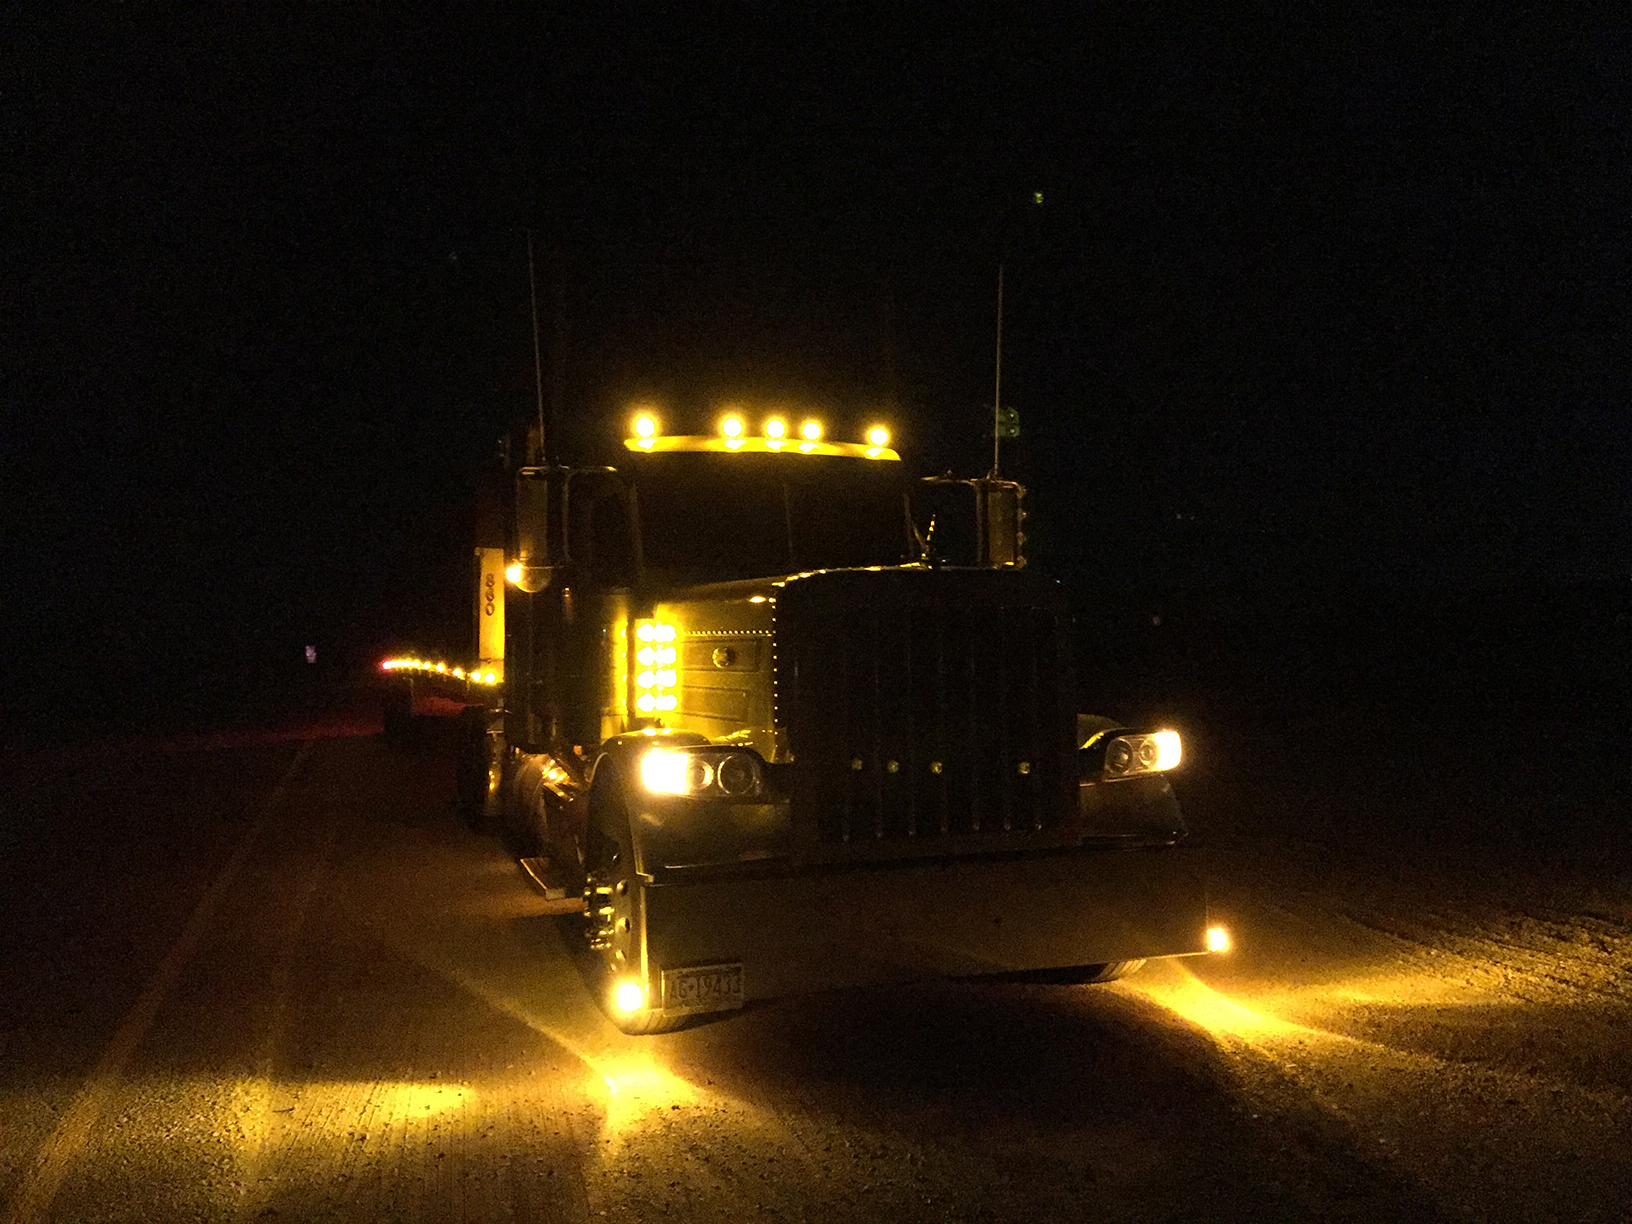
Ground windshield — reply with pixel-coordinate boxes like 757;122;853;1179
635;453;910;585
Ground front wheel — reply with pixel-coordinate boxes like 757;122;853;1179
1066;960;1146;984
455;706;503;833
1020;959;1147;985
581;789;689;1035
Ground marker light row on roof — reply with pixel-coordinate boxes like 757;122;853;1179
630;413;887;450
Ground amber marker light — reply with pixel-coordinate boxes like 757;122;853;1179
612;979;647;1016
867;426;890;447
720;414;745;439
632;413;658;438
800;420;823;441
1207;926;1231;954
505;561;523;585
764;418;787;439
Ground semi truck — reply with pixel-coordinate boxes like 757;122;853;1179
384;408;1220;1032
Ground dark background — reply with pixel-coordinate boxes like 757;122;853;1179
1;5;1625;742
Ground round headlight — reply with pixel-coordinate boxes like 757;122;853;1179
684;757;714;792
715;754;758;796
1106;740;1133;774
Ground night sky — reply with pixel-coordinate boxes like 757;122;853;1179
2;6;1624;727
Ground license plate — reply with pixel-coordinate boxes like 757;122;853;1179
661;963;745;1015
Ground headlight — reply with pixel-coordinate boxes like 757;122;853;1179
640;747;763;798
1098;730;1181;780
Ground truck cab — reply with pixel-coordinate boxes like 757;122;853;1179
447;409;1213;1032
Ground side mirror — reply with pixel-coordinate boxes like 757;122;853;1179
977;478;1027;568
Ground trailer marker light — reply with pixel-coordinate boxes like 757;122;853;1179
1207;926;1231;954
867;426;889;447
612;979;647;1015
505;561;523;585
381;656;501;686
800;420;823;441
721;415;745;438
764;418;787;439
633;414;657;438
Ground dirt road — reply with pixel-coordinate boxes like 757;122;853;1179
2;718;1627;1223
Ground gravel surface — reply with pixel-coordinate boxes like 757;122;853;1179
1;707;1626;1223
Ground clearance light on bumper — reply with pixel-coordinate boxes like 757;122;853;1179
612;979;647;1016
1099;730;1181;779
1206;926;1231;954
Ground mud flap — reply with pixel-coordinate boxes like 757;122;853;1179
519;856;588;913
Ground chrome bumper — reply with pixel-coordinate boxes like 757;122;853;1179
637;844;1207;1004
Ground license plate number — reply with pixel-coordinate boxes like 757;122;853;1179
662;963;744;1014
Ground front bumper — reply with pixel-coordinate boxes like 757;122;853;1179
634;844;1207;1009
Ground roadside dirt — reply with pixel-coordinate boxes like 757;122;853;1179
1;711;1626;1223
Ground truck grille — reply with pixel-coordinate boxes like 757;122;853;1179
778;571;1077;856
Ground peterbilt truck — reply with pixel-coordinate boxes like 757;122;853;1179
389;408;1217;1032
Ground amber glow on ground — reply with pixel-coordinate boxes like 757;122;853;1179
1136;963;1312;1042
393;941;726;1144
1135;958;1509;1051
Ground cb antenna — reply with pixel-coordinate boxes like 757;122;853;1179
526;229;547;465
991;263;1005;476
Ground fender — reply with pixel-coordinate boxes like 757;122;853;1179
586;733;796;878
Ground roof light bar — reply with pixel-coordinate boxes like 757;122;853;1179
622;435;898;460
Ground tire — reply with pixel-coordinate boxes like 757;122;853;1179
455;706;503;834
1019;959;1147;985
1067;959;1147;984
381;682;413;745
581;783;689;1035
